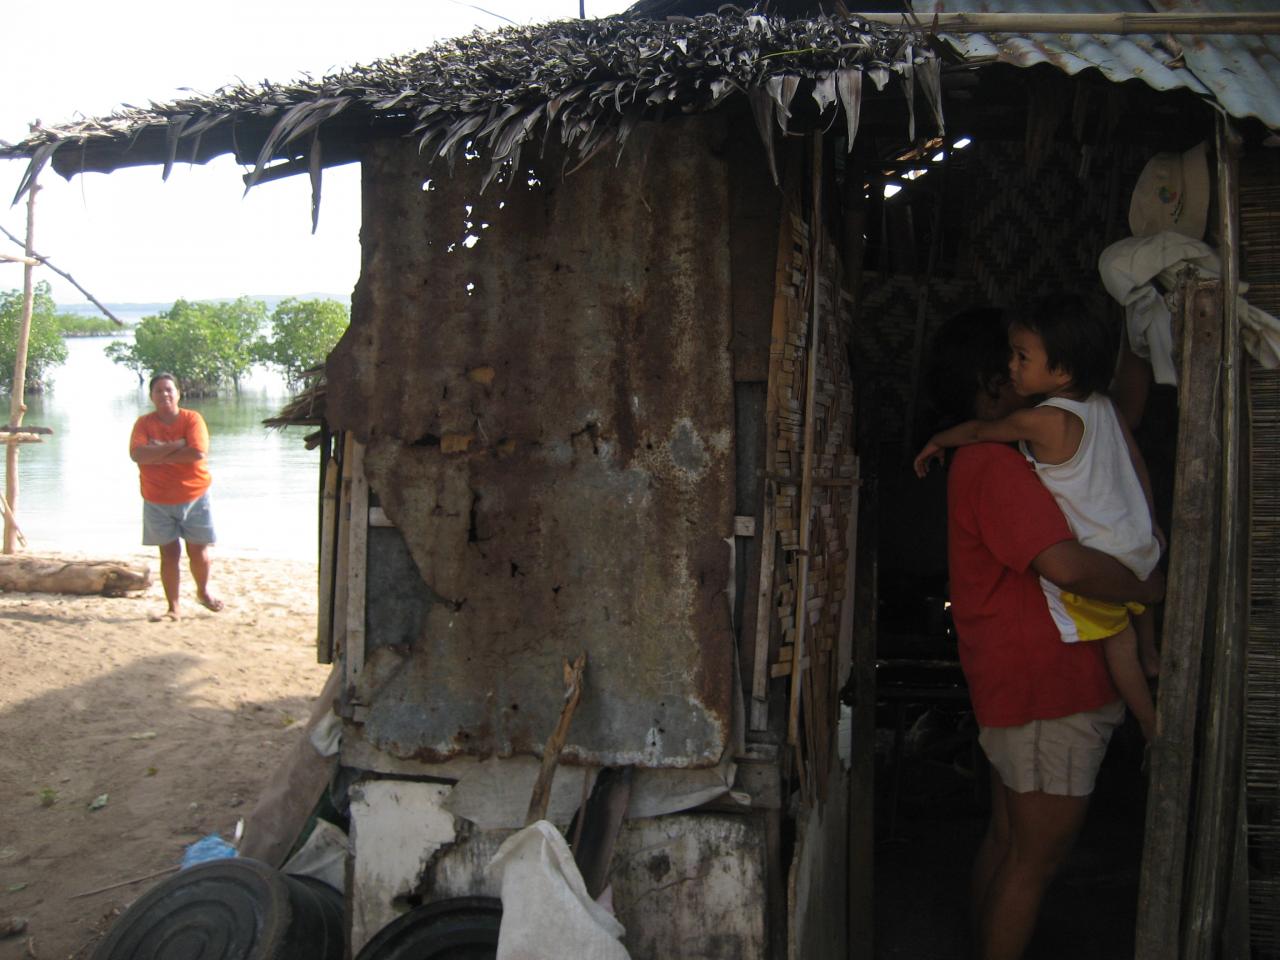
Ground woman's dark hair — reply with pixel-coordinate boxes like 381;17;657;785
148;372;178;392
1011;293;1118;396
926;308;1011;423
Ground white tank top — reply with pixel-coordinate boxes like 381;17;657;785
1019;394;1161;579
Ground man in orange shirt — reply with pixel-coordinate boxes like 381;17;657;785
129;373;223;621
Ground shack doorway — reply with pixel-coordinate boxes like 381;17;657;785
843;62;1207;959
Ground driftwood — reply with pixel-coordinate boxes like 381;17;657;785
0;557;151;597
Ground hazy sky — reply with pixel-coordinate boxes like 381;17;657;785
0;0;631;307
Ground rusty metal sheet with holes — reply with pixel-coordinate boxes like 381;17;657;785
326;115;737;767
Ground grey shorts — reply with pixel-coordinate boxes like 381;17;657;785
142;493;216;546
979;700;1125;797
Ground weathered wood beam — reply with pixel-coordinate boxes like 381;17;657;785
0;425;51;435
1182;111;1250;960
787;134;825;799
1134;276;1222;960
344;438;369;686
316;455;339;665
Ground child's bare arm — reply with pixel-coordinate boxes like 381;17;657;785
913;408;1061;477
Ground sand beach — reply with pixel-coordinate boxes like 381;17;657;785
0;546;329;958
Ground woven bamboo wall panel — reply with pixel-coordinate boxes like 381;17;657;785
767;202;857;798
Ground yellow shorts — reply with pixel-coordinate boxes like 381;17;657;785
1059;592;1146;642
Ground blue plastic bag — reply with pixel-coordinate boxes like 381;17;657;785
181;833;238;869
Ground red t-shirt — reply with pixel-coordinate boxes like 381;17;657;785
947;443;1119;727
129;409;212;505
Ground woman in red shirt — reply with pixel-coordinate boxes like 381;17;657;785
924;310;1163;960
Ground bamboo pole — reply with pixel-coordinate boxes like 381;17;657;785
855;11;1280;35
4;179;37;555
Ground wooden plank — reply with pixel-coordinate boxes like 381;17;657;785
345;439;369;684
1134;279;1224;960
331;434;353;671
315;455;339;664
1183;115;1250;960
847;462;877;956
751;147;802;733
787;134;825;800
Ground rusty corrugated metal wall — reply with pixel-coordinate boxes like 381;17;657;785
327;115;738;767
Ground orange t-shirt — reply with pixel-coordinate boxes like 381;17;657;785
130;409;212;505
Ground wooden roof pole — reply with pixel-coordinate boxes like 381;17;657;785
854;11;1280;35
4;176;37;555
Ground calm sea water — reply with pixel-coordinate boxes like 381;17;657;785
9;334;320;561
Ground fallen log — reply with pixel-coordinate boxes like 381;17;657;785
0;557;152;597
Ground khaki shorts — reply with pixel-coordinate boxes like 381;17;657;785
979;700;1125;797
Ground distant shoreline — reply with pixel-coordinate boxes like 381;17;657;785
56;293;350;318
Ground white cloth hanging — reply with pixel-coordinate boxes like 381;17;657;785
1098;231;1280;385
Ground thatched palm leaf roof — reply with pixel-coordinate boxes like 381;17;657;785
2;11;938;213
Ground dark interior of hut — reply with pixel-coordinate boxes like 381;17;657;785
841;61;1218;958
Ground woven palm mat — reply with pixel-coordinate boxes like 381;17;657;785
1242;149;1280;959
854;139;1142;446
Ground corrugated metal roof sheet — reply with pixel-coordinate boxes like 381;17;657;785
914;0;1280;130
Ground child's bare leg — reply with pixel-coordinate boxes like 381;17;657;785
1103;624;1156;742
1135;606;1159;678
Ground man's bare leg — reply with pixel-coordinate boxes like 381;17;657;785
187;542;223;612
152;540;182;621
978;784;1090;960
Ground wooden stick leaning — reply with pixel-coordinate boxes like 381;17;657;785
0;222;124;327
70;865;179;900
0;491;26;548
526;652;588;826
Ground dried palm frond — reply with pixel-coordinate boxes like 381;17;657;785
3;11;941;204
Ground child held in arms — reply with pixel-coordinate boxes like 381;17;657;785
914;294;1162;742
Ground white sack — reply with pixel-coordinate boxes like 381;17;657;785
489;820;630;960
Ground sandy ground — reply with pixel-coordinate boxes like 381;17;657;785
0;548;330;959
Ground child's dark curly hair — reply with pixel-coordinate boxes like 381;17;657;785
1011;293;1118;397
